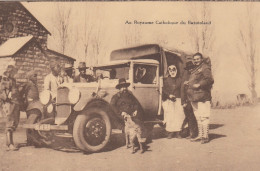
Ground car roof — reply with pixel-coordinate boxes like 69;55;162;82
94;59;159;69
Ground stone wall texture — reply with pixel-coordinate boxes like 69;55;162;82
0;2;75;92
0;2;48;49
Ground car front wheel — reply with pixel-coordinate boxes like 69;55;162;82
73;108;111;153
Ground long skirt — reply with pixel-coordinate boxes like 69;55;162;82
162;98;185;132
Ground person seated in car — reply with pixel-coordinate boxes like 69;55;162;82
135;66;156;84
74;62;94;83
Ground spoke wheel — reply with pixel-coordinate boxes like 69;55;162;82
73;108;111;153
84;118;106;146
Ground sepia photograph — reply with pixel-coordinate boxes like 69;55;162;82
0;1;260;170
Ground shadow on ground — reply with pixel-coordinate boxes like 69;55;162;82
209;133;226;142
102;133;125;152
3;119;226;153
151;126;167;140
209;124;224;130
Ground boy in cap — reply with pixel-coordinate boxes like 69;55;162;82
59;63;74;84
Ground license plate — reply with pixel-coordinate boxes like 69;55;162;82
35;124;51;131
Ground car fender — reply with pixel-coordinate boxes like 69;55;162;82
26;100;44;114
76;98;121;129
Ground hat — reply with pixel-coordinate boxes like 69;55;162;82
50;63;60;69
26;70;37;80
7;65;15;70
64;63;73;70
116;78;130;89
184;61;195;70
77;62;88;70
3;71;9;77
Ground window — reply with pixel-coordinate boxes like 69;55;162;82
134;64;157;84
95;66;130;80
4;23;14;33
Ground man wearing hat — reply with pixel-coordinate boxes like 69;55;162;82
73;62;94;83
64;63;74;83
110;78;147;142
0;65;20;151
44;63;61;99
181;61;198;139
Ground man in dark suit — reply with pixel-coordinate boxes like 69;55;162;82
110;78;148;152
0;65;20;151
73;62;94;83
181;61;198;139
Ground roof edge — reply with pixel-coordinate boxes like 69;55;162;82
47;49;76;61
19;2;51;35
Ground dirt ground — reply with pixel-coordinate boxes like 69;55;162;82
1;104;260;171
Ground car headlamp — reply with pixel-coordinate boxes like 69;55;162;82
97;90;108;98
68;88;81;104
39;90;52;105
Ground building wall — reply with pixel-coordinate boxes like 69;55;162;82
13;41;73;92
0;2;75;92
46;51;75;69
13;41;49;91
0;2;48;49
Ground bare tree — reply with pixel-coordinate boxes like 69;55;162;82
80;3;95;63
123;24;142;47
238;4;259;103
52;3;72;54
188;3;217;74
91;20;102;65
188;3;214;55
79;4;109;66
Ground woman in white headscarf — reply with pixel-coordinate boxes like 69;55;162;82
162;65;185;139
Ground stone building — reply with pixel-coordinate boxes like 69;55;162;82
0;2;75;91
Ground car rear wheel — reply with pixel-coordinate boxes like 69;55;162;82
73;108;111;153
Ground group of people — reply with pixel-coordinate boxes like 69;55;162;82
108;52;214;153
0;52;214;152
162;52;214;144
0;61;94;151
44;61;95;99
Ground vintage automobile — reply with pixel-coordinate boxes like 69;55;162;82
23;44;192;153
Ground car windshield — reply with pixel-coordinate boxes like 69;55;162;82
95;64;130;80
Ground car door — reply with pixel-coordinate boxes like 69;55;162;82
130;63;160;117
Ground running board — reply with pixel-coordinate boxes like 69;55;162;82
22;124;68;131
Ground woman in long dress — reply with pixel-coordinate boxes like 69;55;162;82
162;65;185;139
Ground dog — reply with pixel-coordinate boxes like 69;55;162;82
121;111;147;154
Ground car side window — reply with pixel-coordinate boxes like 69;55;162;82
134;64;157;84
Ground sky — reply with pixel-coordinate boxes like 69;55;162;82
22;1;260;104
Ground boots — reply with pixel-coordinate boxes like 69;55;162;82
201;124;209;144
6;131;18;151
175;131;182;139
167;132;173;139
191;123;202;142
